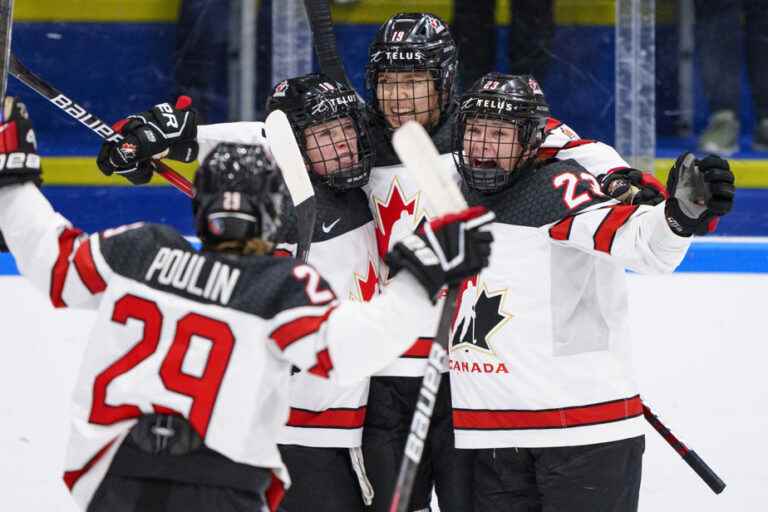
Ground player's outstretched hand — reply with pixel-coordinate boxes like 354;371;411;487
0;96;42;252
0;96;42;189
386;206;495;302
599;168;667;206
665;152;735;236
97;96;199;185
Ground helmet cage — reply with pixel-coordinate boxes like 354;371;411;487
267;75;373;190
365;14;458;130
453;100;546;194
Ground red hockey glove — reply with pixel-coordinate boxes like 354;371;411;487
97;96;198;185
386;206;495;302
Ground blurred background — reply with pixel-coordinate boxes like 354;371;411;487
6;0;767;237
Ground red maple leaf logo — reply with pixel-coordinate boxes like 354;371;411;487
354;259;379;302
373;179;418;259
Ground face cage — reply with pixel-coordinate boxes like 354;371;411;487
453;113;542;194
299;114;373;190
368;66;446;130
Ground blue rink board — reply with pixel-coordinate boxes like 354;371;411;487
1;241;766;276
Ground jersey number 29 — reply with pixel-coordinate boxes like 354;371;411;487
88;294;234;439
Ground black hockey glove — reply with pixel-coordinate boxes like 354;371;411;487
97;96;199;185
386;206;495;302
0;96;42;189
665;152;735;236
599;168;667;206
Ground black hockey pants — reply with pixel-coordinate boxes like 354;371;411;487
473;436;644;512
362;374;474;512
88;414;270;512
278;445;366;511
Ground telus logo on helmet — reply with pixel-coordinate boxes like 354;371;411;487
462;97;515;114
51;94;122;143
403;342;447;463
310;93;357;115
371;50;425;63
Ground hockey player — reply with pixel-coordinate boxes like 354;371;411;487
450;74;735;511
95;74;395;510
362;13;470;512
264;75;382;512
0;96;495;512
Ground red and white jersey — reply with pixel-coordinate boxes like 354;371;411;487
0;183;438;509
364;154;458;377
450;159;691;449
275;183;381;448
200;122;380;447
538;117;632;176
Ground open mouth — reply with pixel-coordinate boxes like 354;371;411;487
471;158;498;169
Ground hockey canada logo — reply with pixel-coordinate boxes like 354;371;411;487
351;259;379;302
450;276;513;356
528;77;544;96
274;80;289;97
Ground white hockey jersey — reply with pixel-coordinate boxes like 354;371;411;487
449;159;690;449
0;182;438;510
200;122;379;448
363;117;633;378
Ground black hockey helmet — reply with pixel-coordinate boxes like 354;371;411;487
453;73;550;193
265;73;373;190
365;13;458;130
192;142;287;248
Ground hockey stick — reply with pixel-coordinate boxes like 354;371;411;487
389;121;468;512
642;403;726;494
8;54;193;197
302;0;353;90
0;0;12;112
265;109;316;262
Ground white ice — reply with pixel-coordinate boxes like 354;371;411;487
1;272;766;510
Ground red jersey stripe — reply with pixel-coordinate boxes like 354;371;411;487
286;405;366;429
266;473;286;512
544;117;563;133
402;337;434;358
593;205;639;254
270;306;336;351
50;228;83;308
548;216;575;241
73;238;107;295
453;395;642;430
561;139;595;150
62;437;117;490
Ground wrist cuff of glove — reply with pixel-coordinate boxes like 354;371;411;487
665;199;699;237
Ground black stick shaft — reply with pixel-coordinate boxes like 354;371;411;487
8;54;193;197
303;0;353;89
389;286;457;512
0;0;13;106
642;404;726;494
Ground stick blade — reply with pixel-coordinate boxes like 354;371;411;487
265;109;315;261
392;121;467;216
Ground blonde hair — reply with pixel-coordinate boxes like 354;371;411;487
206;238;274;256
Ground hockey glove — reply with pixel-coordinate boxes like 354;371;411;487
386;206;495;302
665;152;735;236
0;97;42;189
599;168;667;206
97;96;199;185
